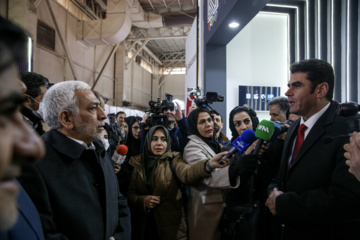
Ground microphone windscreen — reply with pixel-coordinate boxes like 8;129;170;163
116;145;128;155
255;120;275;141
241;129;256;143
269;122;281;142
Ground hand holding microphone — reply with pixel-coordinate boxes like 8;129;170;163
219;129;256;164
112;145;128;164
253;120;277;155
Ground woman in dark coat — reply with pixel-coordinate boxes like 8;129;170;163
220;106;283;240
117;116;142;195
127;125;230;240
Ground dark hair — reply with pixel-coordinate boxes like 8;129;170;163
188;107;212;135
0;17;28;67
229;106;259;142
20;72;49;99
210;110;223;123
116;111;126;118
290;59;334;101
268;96;289;115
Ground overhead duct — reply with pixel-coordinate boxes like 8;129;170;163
77;0;132;45
132;12;196;28
130;0;196;29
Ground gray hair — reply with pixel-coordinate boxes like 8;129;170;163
42;81;91;129
268;96;289;114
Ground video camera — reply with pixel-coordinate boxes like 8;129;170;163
148;94;175;127
192;91;224;115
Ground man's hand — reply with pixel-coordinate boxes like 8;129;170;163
141;112;150;124
144;195;160;209
277;123;290;140
244;139;268;155
113;162;121;174
171;102;183;121
265;188;283;215
344;132;360;181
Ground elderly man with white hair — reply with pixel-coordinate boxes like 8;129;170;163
18;81;131;240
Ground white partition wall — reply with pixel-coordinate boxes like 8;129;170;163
226;13;289;136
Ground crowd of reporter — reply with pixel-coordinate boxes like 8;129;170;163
1;16;360;240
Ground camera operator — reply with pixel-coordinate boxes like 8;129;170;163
161;100;190;155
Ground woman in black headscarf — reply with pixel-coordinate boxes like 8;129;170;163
116;116;142;195
183;107;242;240
127;125;230;240
220;105;281;240
125;116;142;158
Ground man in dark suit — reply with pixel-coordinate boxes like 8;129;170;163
0;17;45;239
265;59;360;240
18;80;131;240
20;72;49;136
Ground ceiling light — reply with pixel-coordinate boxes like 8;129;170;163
229;22;240;28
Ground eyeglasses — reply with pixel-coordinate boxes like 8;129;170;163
28;95;41;104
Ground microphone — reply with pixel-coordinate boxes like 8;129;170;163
112;145;128;164
219;129;256;164
338;102;360;117
268;122;281;143
253;120;275;155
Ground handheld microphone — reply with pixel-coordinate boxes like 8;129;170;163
253;120;275;155
219;129;256;164
268;122;281;143
338;102;360;117
112;145;128;164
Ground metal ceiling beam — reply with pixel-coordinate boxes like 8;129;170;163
127;35;187;41
162;0;168;10
142;45;163;65
125;39;149;67
147;0;156;12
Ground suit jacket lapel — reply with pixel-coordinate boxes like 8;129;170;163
288;102;337;170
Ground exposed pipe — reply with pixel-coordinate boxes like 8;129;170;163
77;0;132;45
45;0;78;80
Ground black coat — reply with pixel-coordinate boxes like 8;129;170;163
0;182;45;240
268;101;360;240
18;129;131;240
220;138;284;240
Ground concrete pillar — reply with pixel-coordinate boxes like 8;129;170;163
114;41;125;106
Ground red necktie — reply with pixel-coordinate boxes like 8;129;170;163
290;124;308;167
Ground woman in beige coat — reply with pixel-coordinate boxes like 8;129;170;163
183;108;240;240
127;125;230;240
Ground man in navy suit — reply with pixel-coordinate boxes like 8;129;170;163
266;59;360;239
0;17;45;239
